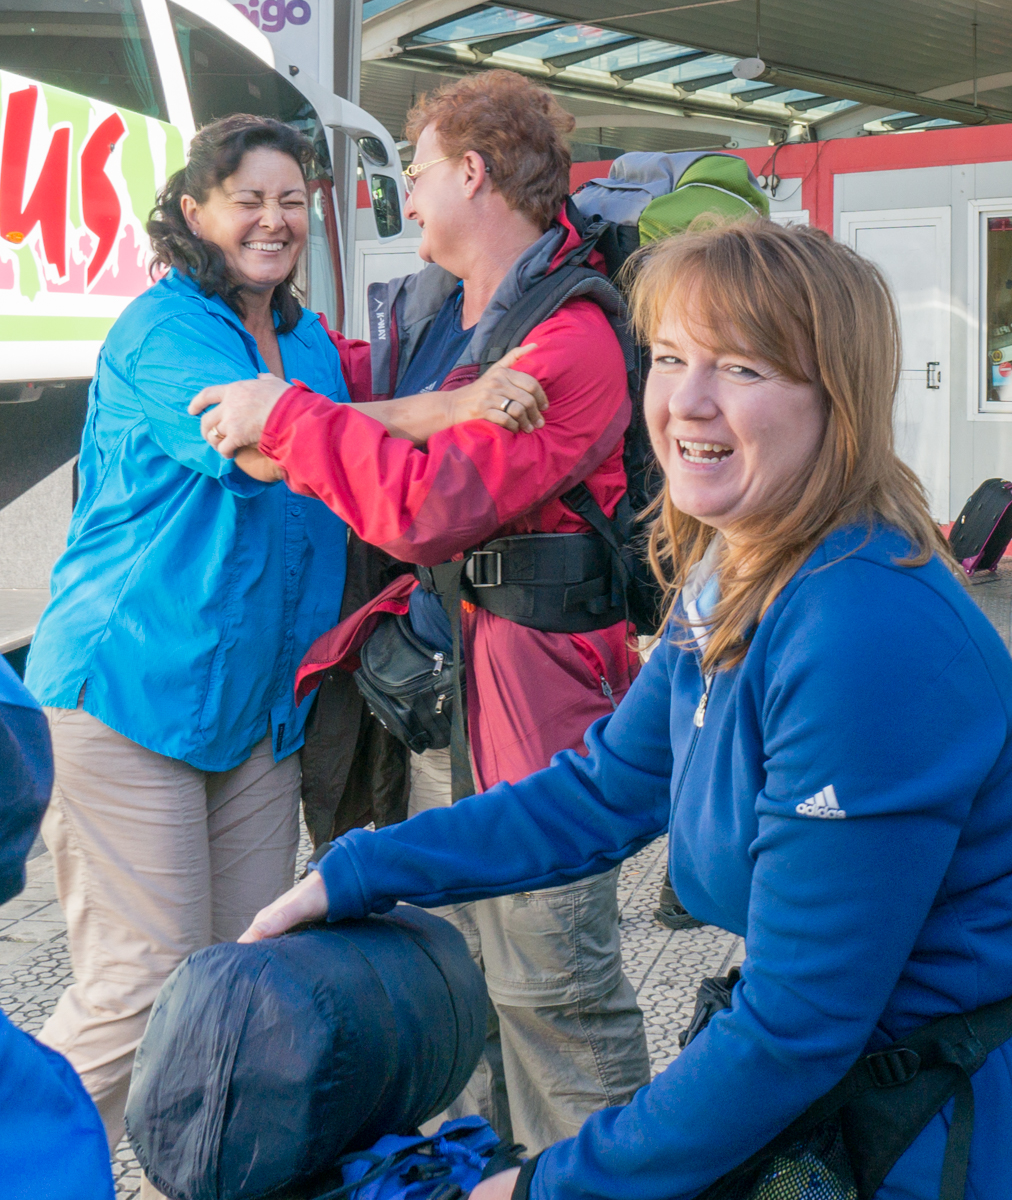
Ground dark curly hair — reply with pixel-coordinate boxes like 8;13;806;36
147;114;314;334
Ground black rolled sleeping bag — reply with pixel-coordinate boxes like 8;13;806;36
125;904;488;1200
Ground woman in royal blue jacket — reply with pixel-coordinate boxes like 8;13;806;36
240;220;1012;1200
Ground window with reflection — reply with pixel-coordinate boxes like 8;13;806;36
0;0;164;118
986;215;1012;405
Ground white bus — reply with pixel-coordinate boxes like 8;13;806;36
0;0;405;670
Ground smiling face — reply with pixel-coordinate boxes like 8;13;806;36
645;313;827;538
180;146;308;295
402;124;466;268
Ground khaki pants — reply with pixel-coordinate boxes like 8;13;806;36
38;706;301;1161
409;749;650;1153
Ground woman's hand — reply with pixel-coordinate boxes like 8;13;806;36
446;344;547;434
238;869;329;942
189;372;291;458
234;447;284;482
469;1167;521;1200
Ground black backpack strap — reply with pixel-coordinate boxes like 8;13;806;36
561;481;631;622
478;263;632;376
437;561;476;803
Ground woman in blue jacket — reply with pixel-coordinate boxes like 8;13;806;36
241;220;1012;1200
22;112;539;1173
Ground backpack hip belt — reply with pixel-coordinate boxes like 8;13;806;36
690;989;1012;1200
416;531;626;635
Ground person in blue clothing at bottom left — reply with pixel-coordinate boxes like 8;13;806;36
0;656;113;1200
241;219;1012;1200
22;112;545;1193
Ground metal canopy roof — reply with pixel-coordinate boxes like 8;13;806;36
361;0;1012;156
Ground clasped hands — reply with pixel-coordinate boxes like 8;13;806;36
189;343;548;479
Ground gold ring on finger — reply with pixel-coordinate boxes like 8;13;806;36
209;426;223;441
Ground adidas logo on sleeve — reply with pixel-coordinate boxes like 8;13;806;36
795;784;847;819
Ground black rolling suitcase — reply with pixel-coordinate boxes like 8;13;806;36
948;478;1012;575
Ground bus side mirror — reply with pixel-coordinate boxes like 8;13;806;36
357;137;403;240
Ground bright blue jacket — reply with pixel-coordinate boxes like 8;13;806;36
0;659;113;1199
25;271;349;770
314;526;1012;1199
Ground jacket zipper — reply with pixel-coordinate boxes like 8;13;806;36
673;671;712;810
693;673;713;727
600;675;617;710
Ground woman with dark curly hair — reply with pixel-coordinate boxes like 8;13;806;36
23;112;544;1177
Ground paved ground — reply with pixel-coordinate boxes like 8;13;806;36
0;826;741;1197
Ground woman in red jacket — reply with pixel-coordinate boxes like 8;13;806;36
192;71;650;1152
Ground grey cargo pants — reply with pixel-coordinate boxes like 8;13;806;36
409;748;650;1153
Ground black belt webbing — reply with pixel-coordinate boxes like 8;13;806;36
419;529;629;801
700;993;1012;1200
418;532;625;636
436;560;476;803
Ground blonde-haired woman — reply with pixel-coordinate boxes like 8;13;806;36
239;221;1012;1200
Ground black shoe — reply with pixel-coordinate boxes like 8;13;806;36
654;872;704;931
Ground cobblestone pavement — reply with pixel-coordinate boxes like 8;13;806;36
0;827;740;1197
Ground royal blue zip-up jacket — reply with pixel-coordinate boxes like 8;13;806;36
25;271;349;770
0;659;113;1199
315;525;1012;1199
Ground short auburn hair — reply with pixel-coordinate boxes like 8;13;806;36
404;70;574;231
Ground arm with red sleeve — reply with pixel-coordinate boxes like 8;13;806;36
259;299;629;566
318;319;376;404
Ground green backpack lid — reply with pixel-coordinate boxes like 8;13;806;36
638;154;770;244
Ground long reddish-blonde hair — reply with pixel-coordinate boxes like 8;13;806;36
628;218;954;671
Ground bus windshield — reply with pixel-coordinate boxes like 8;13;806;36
0;0;165;119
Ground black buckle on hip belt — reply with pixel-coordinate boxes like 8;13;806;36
465;550;502;588
418;532;626;636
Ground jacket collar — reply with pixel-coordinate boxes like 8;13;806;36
162;268;319;348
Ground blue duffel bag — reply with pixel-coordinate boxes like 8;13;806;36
125;905;488;1200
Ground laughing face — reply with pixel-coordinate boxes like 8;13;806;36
644;314;826;537
181;147;308;294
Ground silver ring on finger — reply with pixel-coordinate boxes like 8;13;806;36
500;397;516;414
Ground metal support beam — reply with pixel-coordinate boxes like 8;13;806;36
786;93;836;113
612;49;709;82
469;22;567;56
677;70;738;94
543;36;642;70
749;61;1011;125
381;50;788;131
333;0;364;330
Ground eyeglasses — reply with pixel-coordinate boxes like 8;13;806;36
401;156;450;194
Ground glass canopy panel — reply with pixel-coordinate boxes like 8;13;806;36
412;7;557;45
362;0;410;18
643;52;738;86
504;25;632;60
772;88;832;105
576;39;690;73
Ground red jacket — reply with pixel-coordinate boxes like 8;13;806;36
264;223;637;790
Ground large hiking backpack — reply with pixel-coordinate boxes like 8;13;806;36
478;151;768;634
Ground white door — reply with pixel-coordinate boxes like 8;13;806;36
839;208;952;519
352;240;426;342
